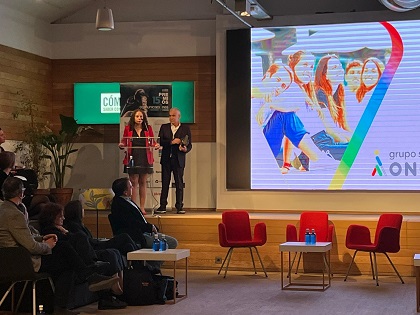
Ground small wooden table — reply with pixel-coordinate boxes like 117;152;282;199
280;242;332;291
414;254;420;312
127;249;190;303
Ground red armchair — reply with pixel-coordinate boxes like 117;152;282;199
286;212;334;275
218;211;267;278
344;213;404;285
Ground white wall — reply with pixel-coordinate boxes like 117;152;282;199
63;142;216;209
0;4;52;58
50;20;216;59
215;12;420;213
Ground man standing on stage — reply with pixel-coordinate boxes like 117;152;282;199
155;108;192;214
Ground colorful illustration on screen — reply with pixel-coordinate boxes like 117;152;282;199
250;20;415;190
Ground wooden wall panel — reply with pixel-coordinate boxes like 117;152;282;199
1;46;215;143
51;56;216;143
85;213;420;277
0;44;52;141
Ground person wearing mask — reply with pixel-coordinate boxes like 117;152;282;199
155;108;192;214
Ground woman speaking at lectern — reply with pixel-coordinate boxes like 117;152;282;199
119;109;159;215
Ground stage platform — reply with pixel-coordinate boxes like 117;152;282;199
83;210;420;277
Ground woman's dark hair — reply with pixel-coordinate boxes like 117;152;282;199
128;108;149;131
112;177;129;196
38;202;64;230
64;200;83;223
2;176;23;200
0;151;15;170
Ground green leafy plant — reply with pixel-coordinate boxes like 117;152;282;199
41;115;93;188
12;91;49;183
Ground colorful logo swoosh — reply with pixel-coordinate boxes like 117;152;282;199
329;21;404;189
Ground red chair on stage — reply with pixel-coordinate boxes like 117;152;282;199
218;211;268;278
344;213;404;286
286;212;334;275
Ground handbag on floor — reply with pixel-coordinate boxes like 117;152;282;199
152;274;178;300
122;268;167;305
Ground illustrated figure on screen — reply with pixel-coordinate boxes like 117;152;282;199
280;51;324;173
315;55;351;136
295;54;352;163
344;59;365;131
120;88;149;118
280;51;354;172
118;109;159;215
256;62;322;173
356;57;385;103
345;60;363;96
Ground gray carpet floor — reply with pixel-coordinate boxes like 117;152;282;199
74;269;417;315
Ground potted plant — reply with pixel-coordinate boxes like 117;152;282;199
41;114;93;205
12;91;49;187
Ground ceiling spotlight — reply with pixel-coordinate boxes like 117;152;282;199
96;6;114;31
235;0;272;20
378;0;420;12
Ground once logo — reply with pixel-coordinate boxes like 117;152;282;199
372;150;387;176
101;93;120;113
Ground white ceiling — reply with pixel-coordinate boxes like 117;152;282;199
0;0;389;25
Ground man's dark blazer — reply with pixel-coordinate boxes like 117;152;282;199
110;196;154;246
158;123;192;168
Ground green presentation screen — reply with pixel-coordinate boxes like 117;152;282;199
74;81;195;124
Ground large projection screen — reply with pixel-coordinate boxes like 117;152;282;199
250;20;420;191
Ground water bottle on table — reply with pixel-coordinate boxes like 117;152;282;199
310;229;316;244
305;228;311;245
160;234;168;251
152;234;160;251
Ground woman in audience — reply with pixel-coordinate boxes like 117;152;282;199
39;202;125;296
64;200;140;256
0;176;120;297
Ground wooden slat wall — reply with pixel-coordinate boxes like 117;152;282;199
0;44;52;140
52;57;216;143
84;213;420;277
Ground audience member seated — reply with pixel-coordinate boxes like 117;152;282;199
38;202;127;310
64;200;140;257
27;194;50;220
0;127;5;152
0;151;15;200
111;177;178;249
110;178;178;270
0;177;120;312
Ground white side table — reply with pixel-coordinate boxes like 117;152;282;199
127;249;190;303
280;242;332;291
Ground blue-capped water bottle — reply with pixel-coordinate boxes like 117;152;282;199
152;233;160;251
160;234;168;251
310;229;316;244
305;228;311;245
